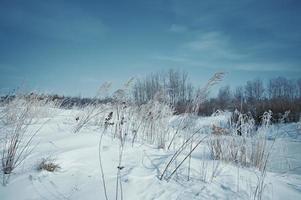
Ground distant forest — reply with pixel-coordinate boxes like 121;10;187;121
1;69;301;124
133;69;301;123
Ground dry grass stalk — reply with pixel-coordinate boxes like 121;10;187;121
1;95;49;185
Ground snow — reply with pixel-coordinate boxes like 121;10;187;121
0;107;301;200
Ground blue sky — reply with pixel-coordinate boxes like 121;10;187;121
0;0;300;96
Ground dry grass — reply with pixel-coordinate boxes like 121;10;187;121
1;95;49;185
208;111;275;170
38;158;61;172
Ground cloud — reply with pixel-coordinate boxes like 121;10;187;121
153;53;301;72
169;24;187;33
184;32;248;61
153;29;301;73
165;0;301;71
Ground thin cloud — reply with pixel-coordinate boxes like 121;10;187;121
184;32;249;61
169;24;188;33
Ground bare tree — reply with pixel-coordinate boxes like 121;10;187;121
234;86;244;111
245;79;264;102
297;78;301;99
132;69;194;109
217;85;231;110
253;79;265;101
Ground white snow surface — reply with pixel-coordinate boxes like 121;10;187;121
0;108;301;200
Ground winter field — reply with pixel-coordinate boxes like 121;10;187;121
1;0;301;199
0;95;301;200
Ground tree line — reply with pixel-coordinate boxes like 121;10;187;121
1;69;300;124
132;70;301;123
201;77;301;123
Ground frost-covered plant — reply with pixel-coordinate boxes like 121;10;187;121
208;110;275;170
199;151;223;183
98;78;134;200
0;95;48;185
166;72;225;151
73;82;112;133
297;115;301;133
98;111;114;200
160;73;225;181
134;100;172;148
73;104;108;133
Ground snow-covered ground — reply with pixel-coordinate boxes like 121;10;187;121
0;107;301;200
